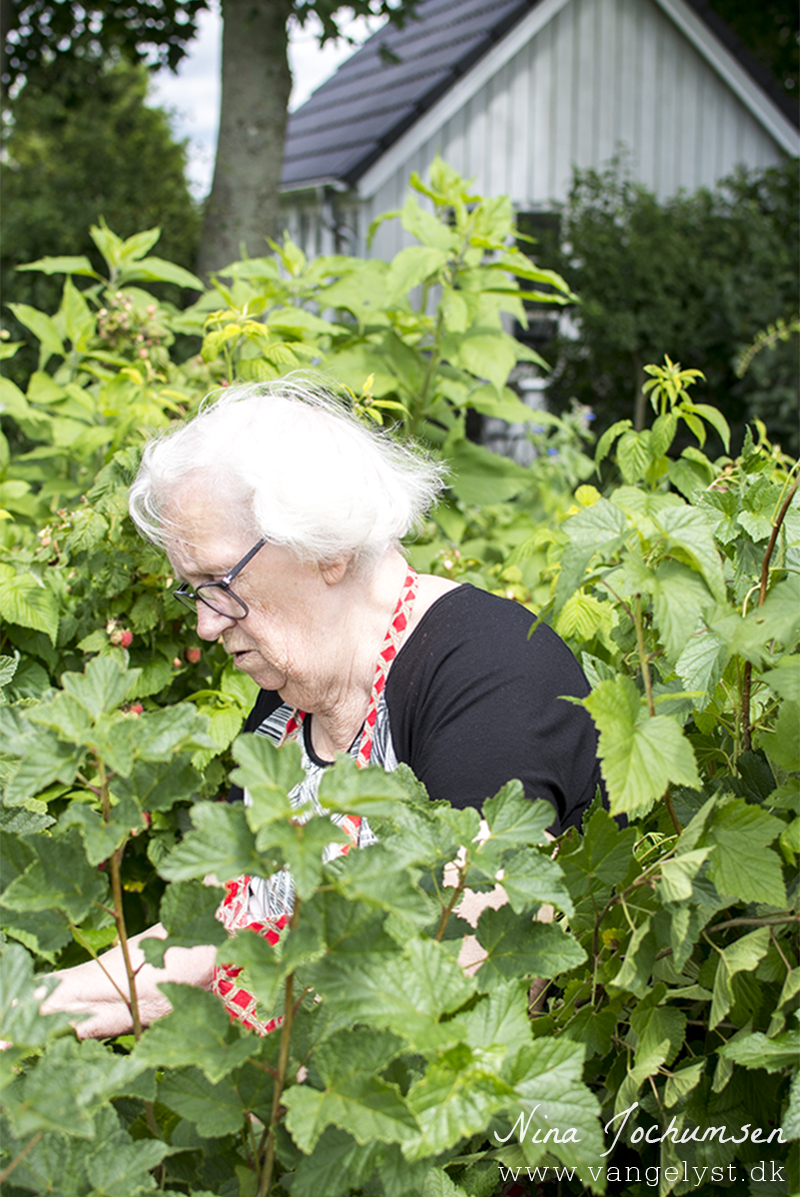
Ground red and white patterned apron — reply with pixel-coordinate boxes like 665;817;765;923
212;567;418;1035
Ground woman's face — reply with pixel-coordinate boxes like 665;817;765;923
166;491;344;708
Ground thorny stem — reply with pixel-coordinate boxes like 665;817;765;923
258;897;302;1197
634;595;681;834
0;1132;43;1184
741;476;798;751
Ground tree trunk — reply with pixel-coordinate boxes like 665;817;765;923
198;0;293;277
632;350;648;431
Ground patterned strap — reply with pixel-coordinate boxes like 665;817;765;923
212;566;418;1035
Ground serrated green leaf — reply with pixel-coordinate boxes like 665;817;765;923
474;906;585;991
158;1066;248;1137
482;781;554;848
230;733;304;827
583;676;700;817
656;505;726;602
134;984;256;1082
703;799;786;906
284;1027;416;1152
709;927;771;1029
1;827;107;922
159;801;264;883
17;254;97;277
717;1028;798;1071
386;245;448;300
110;753;201;813
0;942;74;1046
141;879;228;967
498;849;574;916
405;1047;510;1158
318;754;412;818
501;1037;604;1174
0;563;60;643
650;561;713;661
60;655;139;719
291;1127;380;1197
617;429;653;484
121;255;203;290
312;938;474;1052
59;797;144;865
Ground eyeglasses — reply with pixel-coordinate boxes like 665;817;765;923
173;538;266;620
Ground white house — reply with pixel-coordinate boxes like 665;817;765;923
279;0;799;263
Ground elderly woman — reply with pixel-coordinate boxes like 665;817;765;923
37;380;601;1037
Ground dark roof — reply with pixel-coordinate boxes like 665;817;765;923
281;0;537;191
280;0;797;193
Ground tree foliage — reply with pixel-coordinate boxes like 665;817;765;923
0;57;201;389
0;163;798;1196
542;159;800;456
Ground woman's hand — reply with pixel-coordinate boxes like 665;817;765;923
36;925;218;1040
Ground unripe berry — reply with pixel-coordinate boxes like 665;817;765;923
185;647;202;664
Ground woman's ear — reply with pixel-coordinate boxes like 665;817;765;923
319;558;349;586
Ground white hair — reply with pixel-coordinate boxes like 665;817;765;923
128;378;447;568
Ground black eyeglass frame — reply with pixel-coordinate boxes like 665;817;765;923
173;537;267;620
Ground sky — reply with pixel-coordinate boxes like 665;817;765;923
149;8;381;198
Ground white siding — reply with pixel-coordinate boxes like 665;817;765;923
284;0;794;260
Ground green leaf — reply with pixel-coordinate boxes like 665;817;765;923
6;1036;146;1139
583;677;700;817
404;1047;510;1158
617;429;653;485
609;920;656;998
2;730;82;806
685;402;730;452
18;254;97;278
60;655;139;719
709;928;771;1029
120;255;203;290
318;754;413;819
0;563;59;642
499;849;574;916
674;630;726;710
760;655;800;705
134;984;255;1082
284;1028;417;1152
1;828;107;922
158;1066;248;1137
385;245;448;300
595;418;632;468
0;943;74;1046
141;879;228;967
474;906;586;990
110;754;201;813
656;505;726;602
159;801;264;883
312;938;475;1052
59;798;145;866
291;1128;380;1197
563;807;638;892
231;733;304;827
717;1028;799;1072
502;1037;604;1174
444;434;532;506
85;1132;170;1196
555;499;628;613
6;303;64;363
650;561;713;661
703;799;786;906
482;781;554;848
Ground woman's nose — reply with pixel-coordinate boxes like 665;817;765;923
195;602;236;640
